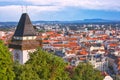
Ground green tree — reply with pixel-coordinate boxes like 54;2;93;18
13;48;103;80
18;64;40;80
13;61;40;80
0;40;15;80
38;30;45;33
57;31;62;34
13;61;22;80
71;63;103;80
18;48;70;80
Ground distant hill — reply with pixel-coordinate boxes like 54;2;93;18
83;19;112;22
0;19;120;26
0;22;17;26
71;19;120;23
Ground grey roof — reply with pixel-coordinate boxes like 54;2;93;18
9;13;42;50
14;13;36;37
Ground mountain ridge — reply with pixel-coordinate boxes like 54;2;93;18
0;19;120;25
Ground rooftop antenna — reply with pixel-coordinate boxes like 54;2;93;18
21;5;23;13
21;0;24;13
25;5;28;13
21;0;28;13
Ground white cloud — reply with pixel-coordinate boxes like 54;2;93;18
0;0;19;2
0;0;120;21
28;5;63;12
25;0;120;11
0;5;63;21
0;5;22;21
0;0;120;15
0;5;62;14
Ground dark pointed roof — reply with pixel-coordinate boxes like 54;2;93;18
14;13;36;36
9;13;42;50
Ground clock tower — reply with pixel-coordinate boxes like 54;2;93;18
9;13;41;64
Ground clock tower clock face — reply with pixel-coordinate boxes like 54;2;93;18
15;52;20;61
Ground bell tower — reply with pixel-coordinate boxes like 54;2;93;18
9;13;41;64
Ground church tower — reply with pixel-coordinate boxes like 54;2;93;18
9;13;41;64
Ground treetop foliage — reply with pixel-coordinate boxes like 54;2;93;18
0;41;104;80
0;40;15;80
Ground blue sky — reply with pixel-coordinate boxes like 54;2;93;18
0;0;120;21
